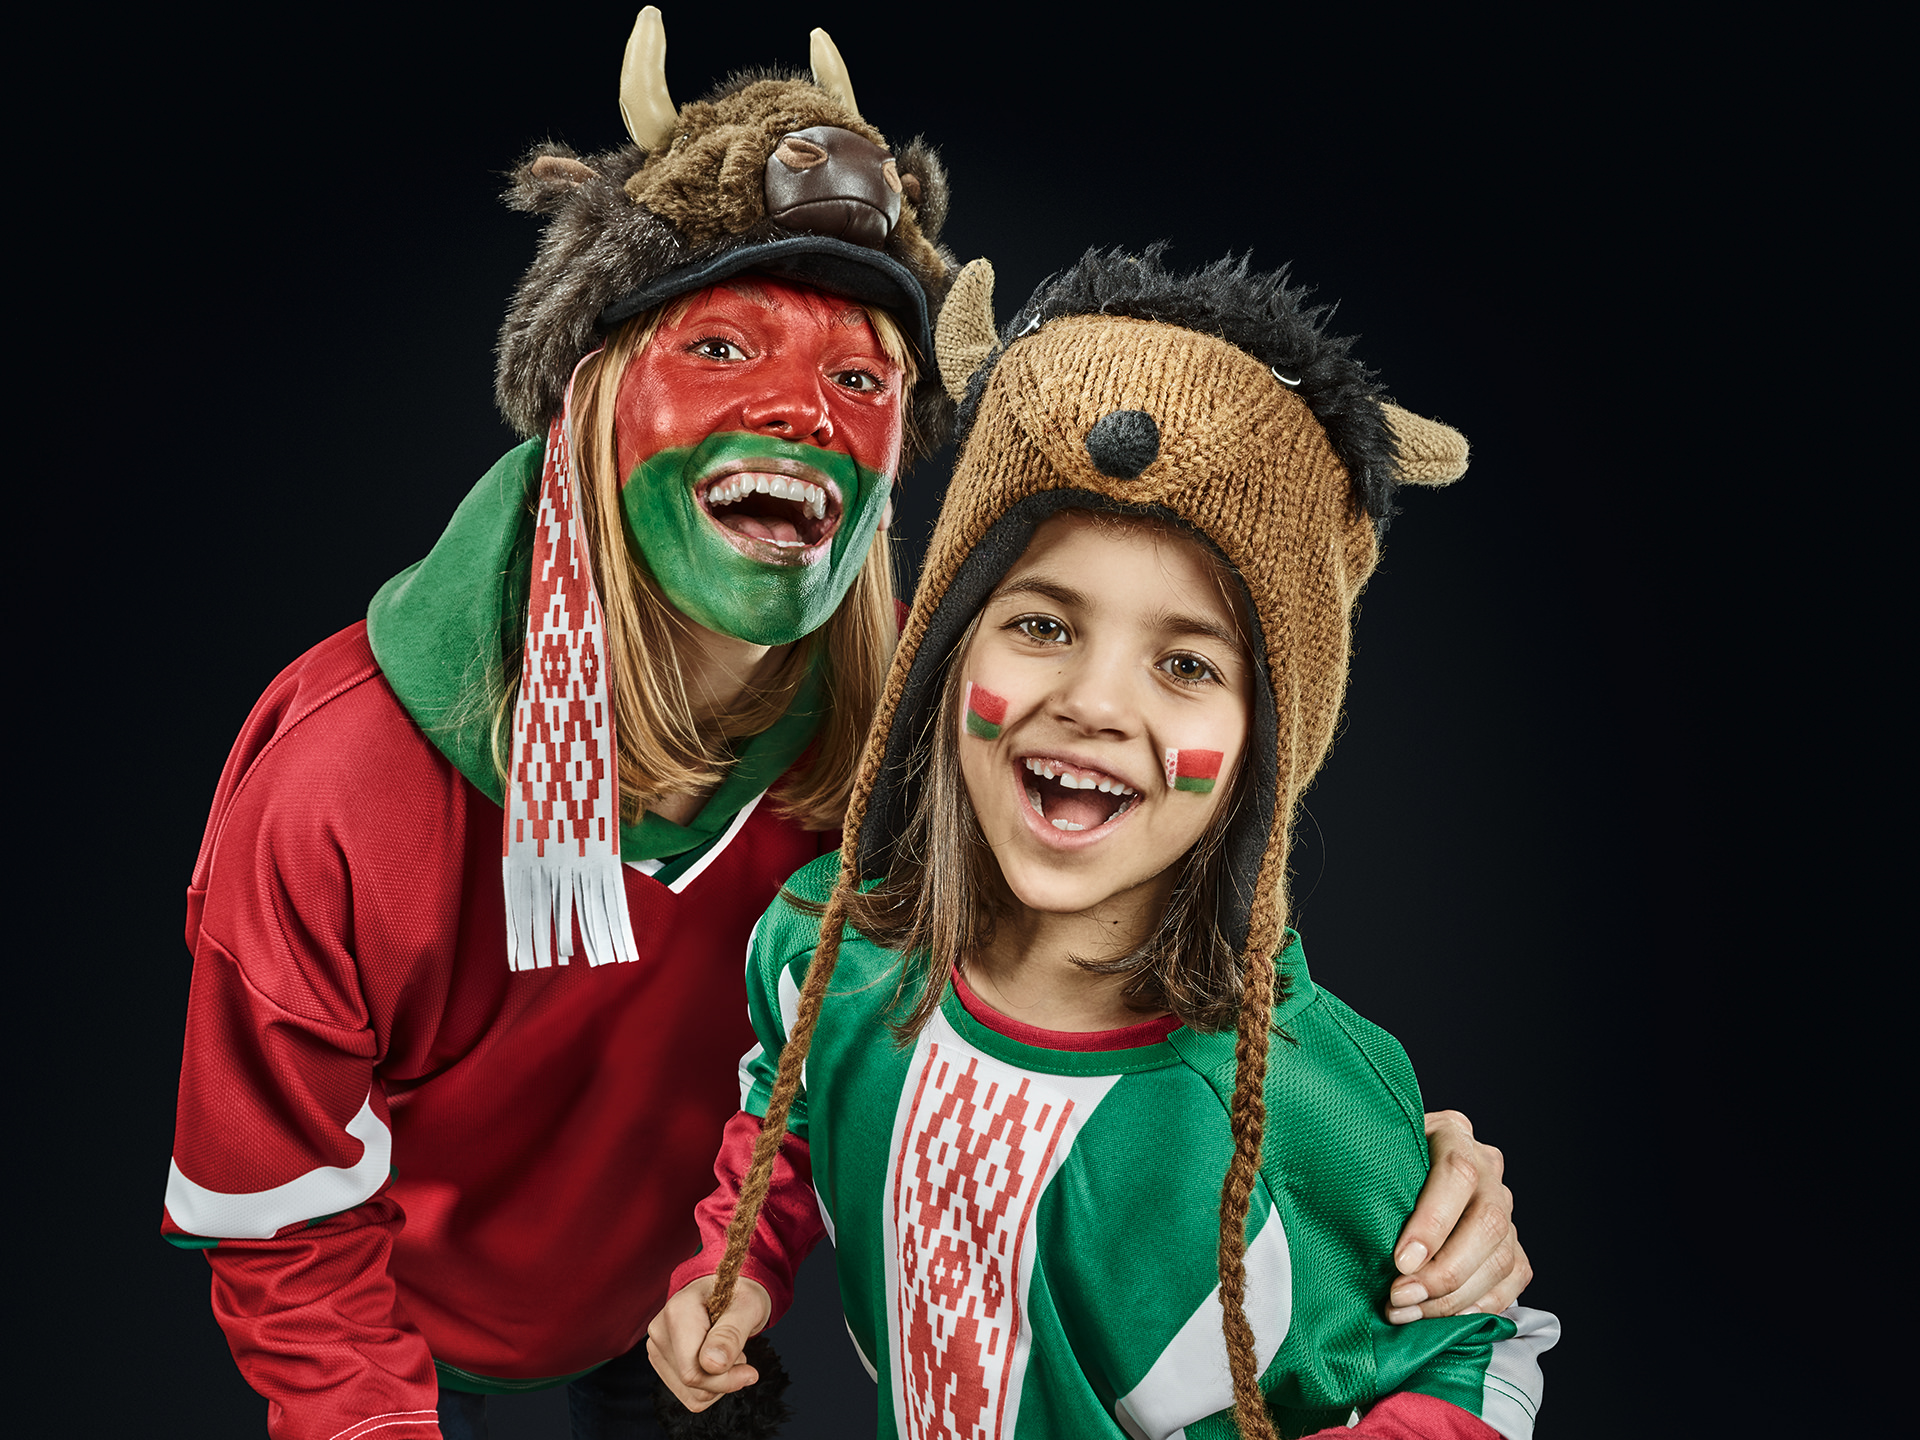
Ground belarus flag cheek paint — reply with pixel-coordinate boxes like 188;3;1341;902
964;682;1009;740
1165;748;1224;794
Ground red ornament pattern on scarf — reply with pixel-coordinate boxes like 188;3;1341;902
501;411;637;971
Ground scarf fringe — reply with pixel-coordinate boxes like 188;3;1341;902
503;848;639;970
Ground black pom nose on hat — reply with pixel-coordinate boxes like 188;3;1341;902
1084;408;1160;479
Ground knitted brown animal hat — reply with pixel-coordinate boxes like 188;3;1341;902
708;247;1468;1437
494;7;959;464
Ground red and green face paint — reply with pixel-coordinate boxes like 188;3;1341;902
1164;748;1224;794
963;682;1008;740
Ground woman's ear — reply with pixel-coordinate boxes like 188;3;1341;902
935;258;998;402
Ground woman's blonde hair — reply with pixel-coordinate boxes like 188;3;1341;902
492;284;916;829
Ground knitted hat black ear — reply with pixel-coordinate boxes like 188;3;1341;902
494;42;957;460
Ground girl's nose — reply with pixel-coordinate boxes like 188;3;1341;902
741;358;834;445
1048;651;1137;738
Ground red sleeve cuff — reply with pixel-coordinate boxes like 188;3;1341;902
1302;1390;1501;1440
670;1111;824;1324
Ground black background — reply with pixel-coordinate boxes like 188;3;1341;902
37;4;1726;1436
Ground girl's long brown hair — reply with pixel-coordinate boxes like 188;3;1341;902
488;294;914;828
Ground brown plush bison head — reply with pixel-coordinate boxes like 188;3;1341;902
495;8;958;459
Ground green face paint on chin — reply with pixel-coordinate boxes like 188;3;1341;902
620;431;890;647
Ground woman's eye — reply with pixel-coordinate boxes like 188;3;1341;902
1014;616;1067;643
690;338;748;361
833;368;884;393
1161;653;1217;685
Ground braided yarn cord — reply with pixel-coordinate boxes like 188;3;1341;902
1218;939;1280;1439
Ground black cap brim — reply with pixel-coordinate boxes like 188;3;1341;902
596;234;934;362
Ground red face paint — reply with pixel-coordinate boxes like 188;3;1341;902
964;682;1008;739
1164;748;1224;794
612;279;905;485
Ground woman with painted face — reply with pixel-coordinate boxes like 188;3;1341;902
646;251;1558;1440
162;16;1528;1440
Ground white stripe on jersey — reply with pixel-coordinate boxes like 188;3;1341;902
166;1092;390;1238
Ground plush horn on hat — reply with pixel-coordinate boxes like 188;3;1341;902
619;6;676;154
935;258;998;402
1382;402;1469;485
809;27;860;119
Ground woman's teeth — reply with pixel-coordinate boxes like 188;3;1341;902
704;473;829;520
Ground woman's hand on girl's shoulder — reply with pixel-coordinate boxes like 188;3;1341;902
645;1274;774;1412
1385;1110;1533;1324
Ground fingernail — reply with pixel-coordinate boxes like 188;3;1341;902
1389;1281;1428;1307
1386;1305;1422;1324
1395;1241;1427;1271
1458;1304;1480;1316
703;1348;727;1371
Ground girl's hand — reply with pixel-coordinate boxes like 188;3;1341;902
645;1274;774;1411
1386;1111;1533;1324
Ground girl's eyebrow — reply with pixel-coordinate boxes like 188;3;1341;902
993;575;1242;652
991;575;1085;608
1150;609;1243;651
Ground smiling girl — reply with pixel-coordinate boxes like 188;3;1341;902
647;249;1557;1439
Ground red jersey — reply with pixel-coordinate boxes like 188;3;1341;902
164;622;830;1440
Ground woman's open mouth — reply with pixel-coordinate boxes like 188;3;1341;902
697;460;844;564
1018;756;1139;833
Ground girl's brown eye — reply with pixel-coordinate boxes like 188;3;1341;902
692;338;747;361
834;369;883;393
1162;654;1216;684
1016;617;1066;643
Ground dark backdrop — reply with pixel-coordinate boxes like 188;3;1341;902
43;5;1692;1436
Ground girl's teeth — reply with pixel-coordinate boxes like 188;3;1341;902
1026;787;1043;816
1051;819;1084;832
1021;756;1136;796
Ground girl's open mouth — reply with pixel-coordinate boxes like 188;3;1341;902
1018;756;1139;833
698;462;843;563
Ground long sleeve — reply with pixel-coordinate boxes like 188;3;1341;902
164;635;444;1440
666;878;836;1321
167;923;440;1440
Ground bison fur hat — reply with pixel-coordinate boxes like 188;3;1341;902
495;10;958;462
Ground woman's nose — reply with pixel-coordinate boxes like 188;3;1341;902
740;358;834;445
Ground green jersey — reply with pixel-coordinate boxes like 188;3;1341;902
736;856;1555;1439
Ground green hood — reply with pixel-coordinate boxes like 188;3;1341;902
367;440;825;863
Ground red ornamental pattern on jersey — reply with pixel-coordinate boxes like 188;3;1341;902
892;1044;1075;1440
501;409;637;971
